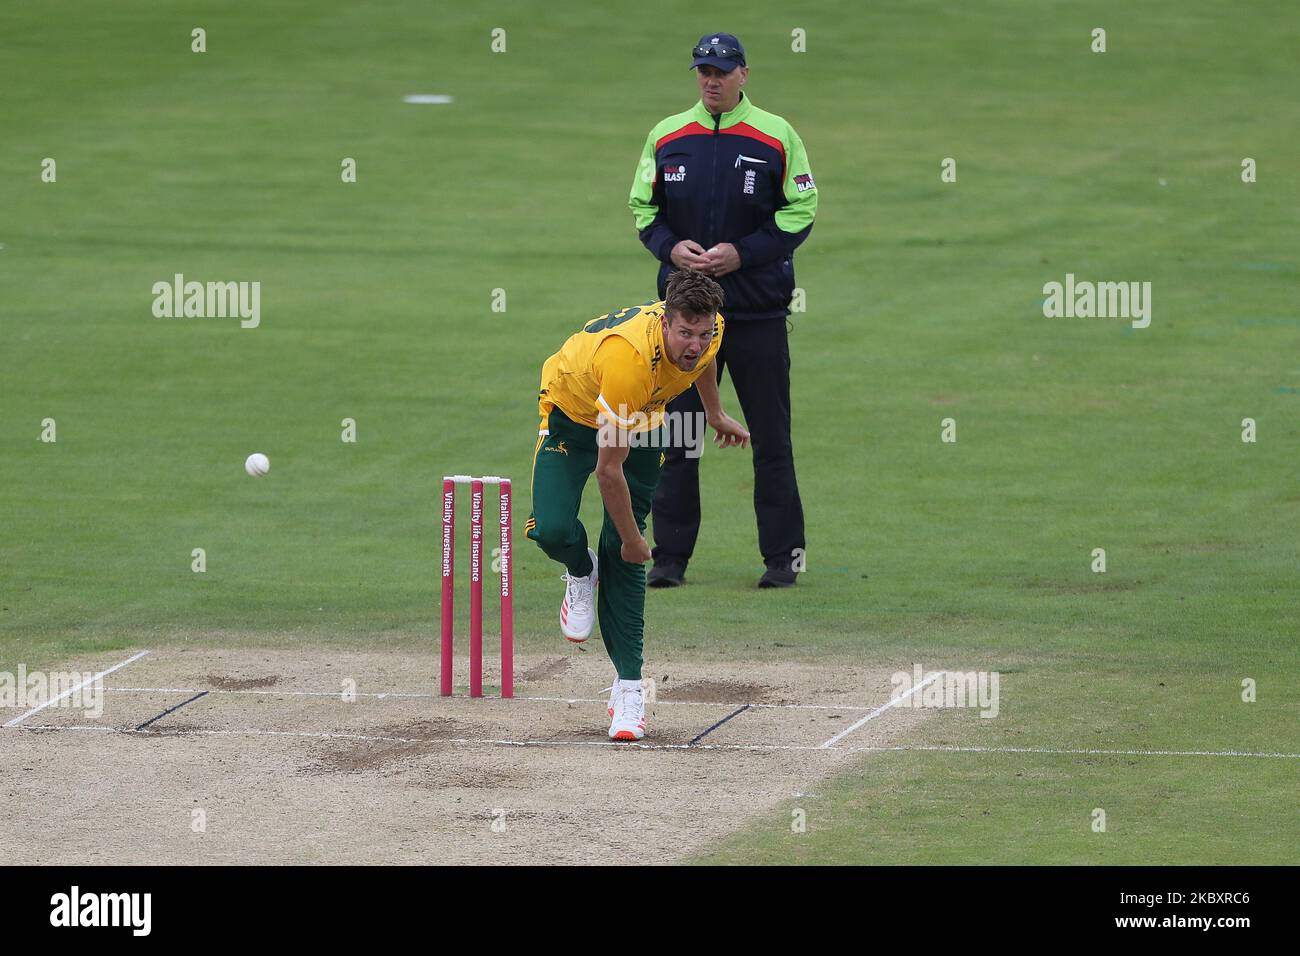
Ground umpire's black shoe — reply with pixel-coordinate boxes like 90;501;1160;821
647;559;686;588
758;561;798;589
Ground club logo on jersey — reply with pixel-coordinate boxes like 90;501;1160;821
794;173;816;193
663;164;687;182
743;169;756;194
543;440;569;456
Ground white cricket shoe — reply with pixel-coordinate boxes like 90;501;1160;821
560;548;598;642
608;679;646;741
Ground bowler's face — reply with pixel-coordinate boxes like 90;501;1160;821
696;64;747;113
662;312;715;370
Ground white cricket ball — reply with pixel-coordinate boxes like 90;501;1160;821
245;453;270;477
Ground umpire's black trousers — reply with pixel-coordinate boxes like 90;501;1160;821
651;315;805;568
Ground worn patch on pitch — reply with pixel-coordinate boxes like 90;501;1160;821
658;678;779;704
205;674;281;690
517;656;573;682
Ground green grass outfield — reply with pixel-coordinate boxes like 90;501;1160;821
2;0;1297;864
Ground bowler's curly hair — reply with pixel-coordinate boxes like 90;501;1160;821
664;269;725;320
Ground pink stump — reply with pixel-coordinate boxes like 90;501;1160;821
469;479;484;698
440;479;455;697
499;480;514;699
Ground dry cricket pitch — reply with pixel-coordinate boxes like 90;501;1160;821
1;646;935;864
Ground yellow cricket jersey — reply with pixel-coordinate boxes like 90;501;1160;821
538;301;723;432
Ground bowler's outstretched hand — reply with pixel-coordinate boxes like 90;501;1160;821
710;412;750;449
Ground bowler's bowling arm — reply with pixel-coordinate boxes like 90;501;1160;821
594;426;642;548
694;360;750;448
694;359;723;419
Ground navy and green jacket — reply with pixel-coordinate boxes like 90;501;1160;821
628;93;817;321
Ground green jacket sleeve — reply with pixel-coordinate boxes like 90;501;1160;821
628;131;681;264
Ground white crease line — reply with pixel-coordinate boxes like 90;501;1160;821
18;724;1296;759
520;695;869;711
105;687;884;711
111;687;428;700
818;670;945;749
3;651;150;728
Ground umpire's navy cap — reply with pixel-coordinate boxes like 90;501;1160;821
691;33;746;72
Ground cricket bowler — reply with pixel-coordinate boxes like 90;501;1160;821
527;270;750;740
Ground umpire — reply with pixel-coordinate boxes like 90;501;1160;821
628;32;817;588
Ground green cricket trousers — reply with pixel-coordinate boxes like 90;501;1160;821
527;407;662;680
